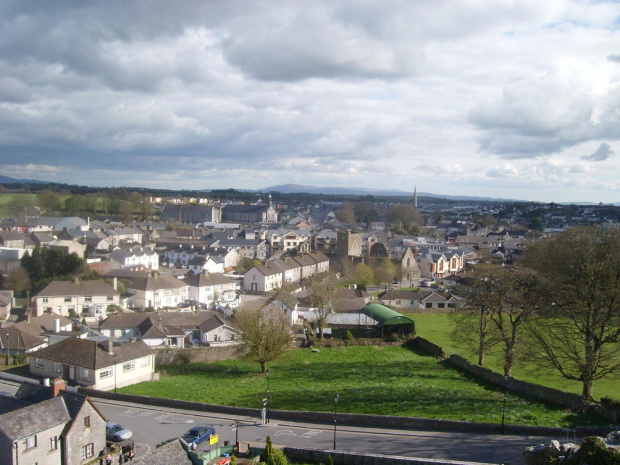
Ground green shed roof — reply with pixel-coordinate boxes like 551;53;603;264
360;303;416;326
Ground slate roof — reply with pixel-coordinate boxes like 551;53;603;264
0;396;70;441
36;280;119;298
0;395;32;415
14;314;73;335
128;274;187;291
133;438;192;465
184;272;236;287
0;327;46;352
198;314;232;333
32;338;153;369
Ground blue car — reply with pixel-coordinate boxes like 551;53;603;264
182;426;216;449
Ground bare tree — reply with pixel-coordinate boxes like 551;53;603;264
308;272;340;338
234;304;292;373
449;264;502;366
480;265;540;376
336;201;355;223
522;225;620;400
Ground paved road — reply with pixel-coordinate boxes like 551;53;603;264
1;381;557;463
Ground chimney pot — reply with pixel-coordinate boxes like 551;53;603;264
51;378;66;397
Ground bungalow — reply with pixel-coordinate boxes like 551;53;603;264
99;312;239;347
378;289;461;310
29;338;156;391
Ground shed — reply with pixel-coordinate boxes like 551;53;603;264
360;303;416;338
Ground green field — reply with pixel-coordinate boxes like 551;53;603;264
120;345;607;427
407;313;618;401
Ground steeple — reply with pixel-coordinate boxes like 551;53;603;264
413;186;418;208
268;193;272;208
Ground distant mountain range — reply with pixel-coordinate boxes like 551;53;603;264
0;175;49;184
1;176;616;204
262;184;506;202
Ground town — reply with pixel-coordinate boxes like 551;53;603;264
0;184;619;464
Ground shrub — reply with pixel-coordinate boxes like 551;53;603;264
342;330;354;346
174;350;192;365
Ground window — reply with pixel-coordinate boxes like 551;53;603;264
84;416;90;428
42;297;48;303
99;368;113;379
84;296;92;302
425;303;433;308
78;367;91;381
35;358;44;368
49;436;58;450
141;356;150;367
107;295;114;301
52;362;62;373
64;296;72;303
81;443;94;459
123;361;135;372
23;434;37;450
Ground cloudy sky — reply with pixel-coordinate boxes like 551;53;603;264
1;1;619;202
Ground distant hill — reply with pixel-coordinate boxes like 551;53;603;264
0;175;48;184
263;184;506;201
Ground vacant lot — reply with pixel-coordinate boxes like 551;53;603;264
407;313;618;401
120;345;607;427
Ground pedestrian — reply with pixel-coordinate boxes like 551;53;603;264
106;453;112;465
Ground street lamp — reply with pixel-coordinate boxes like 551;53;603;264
265;369;270;424
333;393;339;450
500;375;508;434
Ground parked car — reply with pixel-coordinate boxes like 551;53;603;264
182;426;216;449
106;421;133;442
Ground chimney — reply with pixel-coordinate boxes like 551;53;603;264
51;378;66;397
53;318;60;333
113;277;118;291
101;340;114;354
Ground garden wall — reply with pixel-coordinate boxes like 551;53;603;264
283;447;496;465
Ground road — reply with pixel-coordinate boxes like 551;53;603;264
1;380;557;464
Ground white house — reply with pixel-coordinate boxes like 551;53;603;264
34;280;120;317
110;246;159;269
29;338;156;390
126;272;189;310
184;271;239;308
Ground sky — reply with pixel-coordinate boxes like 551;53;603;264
0;1;619;203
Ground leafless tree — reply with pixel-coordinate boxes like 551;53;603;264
522;225;620;400
234;304;292;373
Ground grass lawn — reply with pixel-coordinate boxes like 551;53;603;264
407;313;619;402
120;346;607;427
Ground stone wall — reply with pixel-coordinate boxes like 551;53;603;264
446;354;589;411
154;345;239;365
407;336;446;358
284;447;496;465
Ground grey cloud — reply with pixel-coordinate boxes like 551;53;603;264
582;143;613;161
608;55;620;63
469;73;620;159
